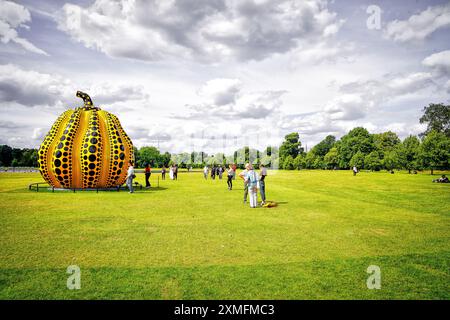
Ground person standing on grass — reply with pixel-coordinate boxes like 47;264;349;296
353;165;358;176
259;164;267;205
245;164;260;208
218;166;223;179
239;163;250;204
174;164;178;180
169;165;174;180
227;164;234;190
203;165;209;180
144;163;151;188
126;160;135;193
211;165;216;180
161;166;166;180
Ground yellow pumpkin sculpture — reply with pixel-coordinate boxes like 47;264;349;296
38;91;134;189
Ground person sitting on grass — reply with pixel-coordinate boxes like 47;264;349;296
433;175;449;183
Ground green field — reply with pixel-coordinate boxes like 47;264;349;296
0;170;449;299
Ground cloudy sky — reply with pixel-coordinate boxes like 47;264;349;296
0;0;449;154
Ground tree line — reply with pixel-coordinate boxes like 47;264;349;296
278;103;449;174
1;103;448;173
0;145;38;167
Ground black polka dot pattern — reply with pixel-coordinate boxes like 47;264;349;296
37;91;134;189
109;113;134;186
81;110;103;188
105;113;126;188
51;110;82;188
38;110;72;185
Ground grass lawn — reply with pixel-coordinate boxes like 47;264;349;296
0;169;449;299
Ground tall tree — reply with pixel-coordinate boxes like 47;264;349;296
139;146;161;167
419;103;450;137
349;151;365;169
373;131;400;158
337;127;374;169
364;151;382;171
323;147;338;169
402;135;420;173
383;150;400;171
418;130;450;174
311;135;336;157
0;145;13;166
279;133;303;161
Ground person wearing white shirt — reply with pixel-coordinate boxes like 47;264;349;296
126;161;135;193
244;164;260;208
238;163;250;204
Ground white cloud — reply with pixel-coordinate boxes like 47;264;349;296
197;78;242;106
0;64;150;109
176;78;285;120
57;0;344;62
384;3;450;43
0;0;48;55
422;50;450;76
0;64;72;107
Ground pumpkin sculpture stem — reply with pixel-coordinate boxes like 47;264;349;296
76;91;100;110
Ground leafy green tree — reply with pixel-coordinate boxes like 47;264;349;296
21;148;38;167
161;152;171;167
12;148;23;165
418;130;450;174
383;150;400;171
364;151;382;171
419;103;450;137
402;135;420;173
293;154;305;170
11;159;19;167
311;135;336;157
373;131;400;158
283;155;295;170
324;147;339;169
0;145;13;166
139;146;161;167
349;151;365;169
337;127;374;169
279;133;303;162
304;152;317;169
313;157;324;169
133;146;140;166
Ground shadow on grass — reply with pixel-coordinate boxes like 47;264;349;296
2;186;169;194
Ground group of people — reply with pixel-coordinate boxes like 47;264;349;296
238;163;267;208
203;165;227;180
126;161;181;193
161;164;178;180
126;161;268;207
204;163;267;208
